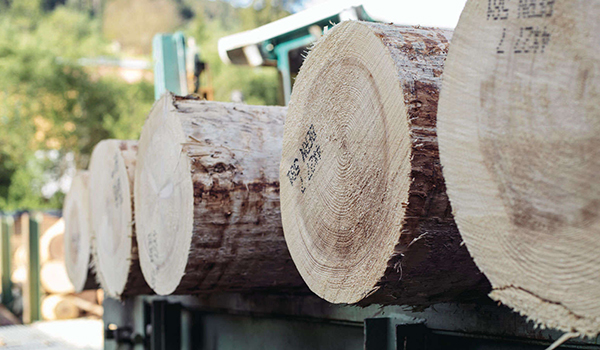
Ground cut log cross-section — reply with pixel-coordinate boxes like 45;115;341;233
89;140;151;298
438;0;600;336
135;95;307;295
63;171;98;292
41;261;74;294
280;21;490;306
42;295;80;321
40;219;65;263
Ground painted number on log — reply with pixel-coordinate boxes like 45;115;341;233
111;154;123;208
287;124;322;193
148;229;159;285
489;0;553;54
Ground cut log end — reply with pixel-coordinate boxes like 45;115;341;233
437;0;600;336
63;171;94;293
41;261;75;294
89;139;150;298
42;295;80;321
281;21;487;306
135;96;194;295
282;21;414;304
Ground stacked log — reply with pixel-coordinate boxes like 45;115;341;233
134;94;307;295
279;21;489;306
437;0;600;336
89;140;151;298
41;295;79;320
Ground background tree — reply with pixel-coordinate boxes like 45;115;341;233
0;0;304;211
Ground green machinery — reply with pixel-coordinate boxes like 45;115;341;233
218;2;373;104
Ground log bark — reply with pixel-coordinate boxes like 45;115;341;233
437;0;600;336
280;21;489;306
135;94;307;295
89;140;152;298
63;171;99;292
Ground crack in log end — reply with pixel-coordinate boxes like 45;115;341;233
491;285;600;337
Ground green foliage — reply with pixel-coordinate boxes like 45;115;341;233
0;2;155;211
0;0;297;210
184;0;287;106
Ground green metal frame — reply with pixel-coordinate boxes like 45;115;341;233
27;212;41;323
153;32;188;101
1;215;13;309
274;34;316;105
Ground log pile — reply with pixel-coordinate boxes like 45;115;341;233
57;4;598;337
437;0;600;336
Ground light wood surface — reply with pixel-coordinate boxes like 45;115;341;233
63;171;97;292
89;140;151;298
438;0;600;336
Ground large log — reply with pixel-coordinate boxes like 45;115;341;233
280;21;489;306
89;140;152;298
134;94;307;295
437;0;600;336
63;171;98;292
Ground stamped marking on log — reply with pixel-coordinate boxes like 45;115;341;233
286;124;322;193
490;0;553;55
69;207;81;266
148;229;159;286
111;154;123;208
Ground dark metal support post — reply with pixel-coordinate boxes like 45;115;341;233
27;212;41;323
0;215;13;309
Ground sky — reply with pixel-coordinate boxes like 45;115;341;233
305;0;468;28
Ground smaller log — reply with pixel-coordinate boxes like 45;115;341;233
13;246;26;268
63;171;98;292
89;140;152;298
41;295;79;320
11;266;26;285
40;219;65;263
41;261;74;294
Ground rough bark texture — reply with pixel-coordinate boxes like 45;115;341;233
177;98;306;293
82;268;99;290
137;95;308;295
360;23;490;306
